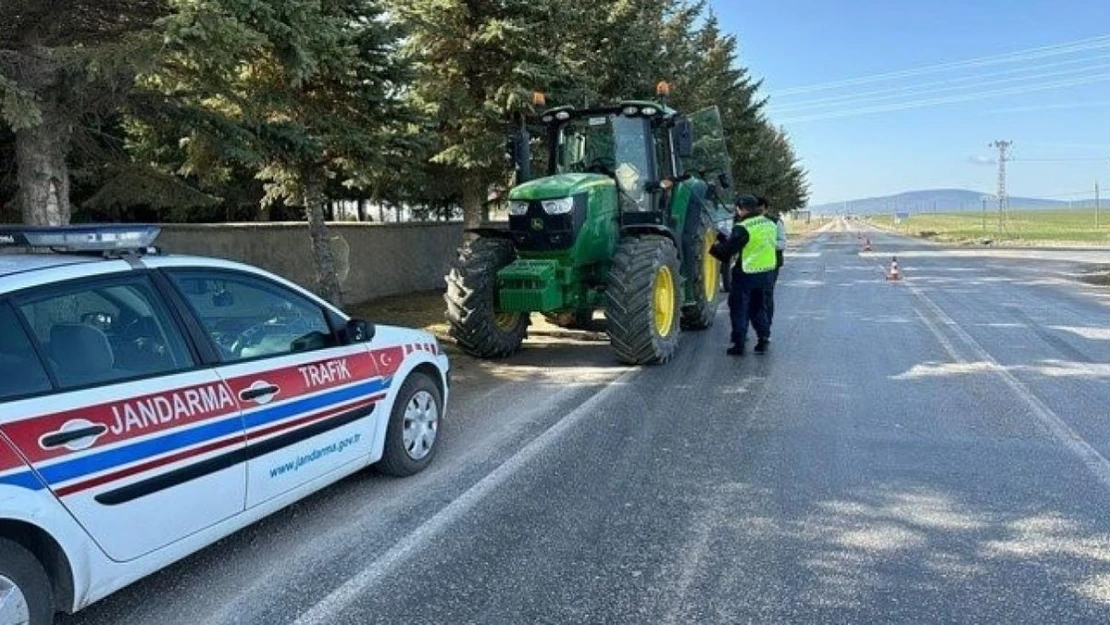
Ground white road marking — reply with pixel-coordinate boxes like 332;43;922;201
292;368;640;625
908;283;1110;490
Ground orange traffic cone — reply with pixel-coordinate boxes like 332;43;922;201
886;257;902;281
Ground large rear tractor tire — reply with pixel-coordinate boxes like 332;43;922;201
445;237;528;358
543;308;594;330
606;235;682;365
681;213;722;330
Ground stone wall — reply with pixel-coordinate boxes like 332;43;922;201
157;222;464;304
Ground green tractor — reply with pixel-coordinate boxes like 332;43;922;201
445;95;735;365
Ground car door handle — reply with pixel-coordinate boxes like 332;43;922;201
240;385;280;401
41;425;109;449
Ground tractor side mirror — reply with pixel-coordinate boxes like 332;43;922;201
675;118;694;159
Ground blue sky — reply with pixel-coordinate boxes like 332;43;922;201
710;0;1110;205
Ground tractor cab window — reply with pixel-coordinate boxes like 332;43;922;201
554;116;616;175
551;114;653;212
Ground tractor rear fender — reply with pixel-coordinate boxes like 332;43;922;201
621;225;676;245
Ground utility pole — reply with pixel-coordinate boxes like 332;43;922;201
981;196;988;232
990;140;1013;233
1097;182;1101;228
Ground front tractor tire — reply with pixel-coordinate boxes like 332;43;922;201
681;213;722;330
445;237;528;358
606;235;683;365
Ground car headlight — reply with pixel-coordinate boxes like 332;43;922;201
541;197;574;215
508;201;529;216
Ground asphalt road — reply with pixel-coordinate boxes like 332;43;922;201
62;223;1110;625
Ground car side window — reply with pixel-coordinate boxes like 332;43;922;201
16;277;196;390
167;270;338;363
0;302;53;400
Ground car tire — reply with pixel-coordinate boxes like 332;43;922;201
0;538;53;625
377;372;443;477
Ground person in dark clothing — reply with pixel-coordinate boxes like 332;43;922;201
711;194;778;356
759;196;787;328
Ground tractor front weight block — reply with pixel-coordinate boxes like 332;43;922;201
496;259;564;312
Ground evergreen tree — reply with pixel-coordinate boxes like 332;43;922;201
135;0;410;303
0;0;166;224
387;0;560;226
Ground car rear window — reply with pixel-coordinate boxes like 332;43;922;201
17;277;196;390
0;302;53;400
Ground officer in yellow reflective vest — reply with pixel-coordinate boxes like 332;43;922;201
710;194;778;355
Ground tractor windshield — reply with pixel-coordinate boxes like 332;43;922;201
551;114;652;211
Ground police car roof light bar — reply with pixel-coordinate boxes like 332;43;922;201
0;224;161;254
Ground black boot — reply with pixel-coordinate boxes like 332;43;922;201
754;338;770;354
727;344;746;356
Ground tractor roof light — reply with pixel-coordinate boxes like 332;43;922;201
554;110;571;121
0;225;161;254
622;105;640;116
641;106;659;116
541;114;554;123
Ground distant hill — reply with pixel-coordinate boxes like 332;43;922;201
807;189;1094;215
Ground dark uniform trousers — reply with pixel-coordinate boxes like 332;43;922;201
767;249;783;326
728;269;774;347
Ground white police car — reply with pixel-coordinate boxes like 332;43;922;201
0;225;449;624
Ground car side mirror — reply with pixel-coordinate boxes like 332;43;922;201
675;119;694;159
345;318;375;344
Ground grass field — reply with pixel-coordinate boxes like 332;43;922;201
869;209;1110;246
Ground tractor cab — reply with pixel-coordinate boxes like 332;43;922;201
539;101;691;218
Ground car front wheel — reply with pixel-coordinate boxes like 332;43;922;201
377;372;443;477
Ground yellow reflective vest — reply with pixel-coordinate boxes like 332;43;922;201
739;215;777;274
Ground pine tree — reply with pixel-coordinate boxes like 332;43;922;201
137;0;411;303
0;0;166;224
388;0;562;226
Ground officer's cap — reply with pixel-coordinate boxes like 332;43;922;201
735;194;760;210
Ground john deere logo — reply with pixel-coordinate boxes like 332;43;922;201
530;217;544;231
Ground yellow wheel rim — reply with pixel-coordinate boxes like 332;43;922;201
653;265;676;337
494;312;520;331
703;230;719;302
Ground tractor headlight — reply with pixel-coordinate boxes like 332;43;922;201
541;198;574;215
508;201;529;216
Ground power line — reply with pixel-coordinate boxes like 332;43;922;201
988;101;1110;114
770;54;1110;113
1012;157;1109;162
776;72;1110;123
773;34;1110;97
